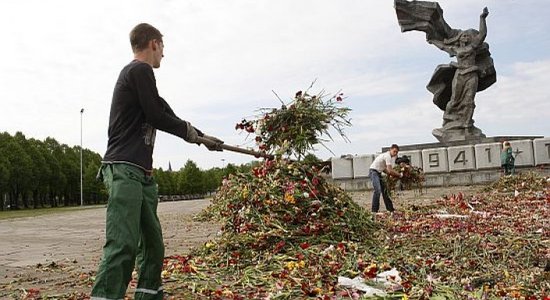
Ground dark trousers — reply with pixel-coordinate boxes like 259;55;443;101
369;169;394;213
502;163;514;175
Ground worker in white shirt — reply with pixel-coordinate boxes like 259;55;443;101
369;144;403;214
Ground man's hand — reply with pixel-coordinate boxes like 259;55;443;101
200;135;224;151
184;121;199;143
386;165;402;178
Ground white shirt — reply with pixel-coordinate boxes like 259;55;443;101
369;151;396;172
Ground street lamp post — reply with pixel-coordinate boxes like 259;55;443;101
80;108;84;206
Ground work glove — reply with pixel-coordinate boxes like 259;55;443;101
200;134;224;151
184;121;199;143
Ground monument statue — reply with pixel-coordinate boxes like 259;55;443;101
395;0;496;143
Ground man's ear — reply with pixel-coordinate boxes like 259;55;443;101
150;40;157;51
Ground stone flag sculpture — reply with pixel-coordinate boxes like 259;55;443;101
395;0;496;143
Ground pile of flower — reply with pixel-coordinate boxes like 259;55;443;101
482;171;549;193
198;159;375;245
373;173;549;299
163;170;549;299
180;158;382;298
167;89;393;298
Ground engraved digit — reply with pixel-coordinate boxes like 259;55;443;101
429;153;439;168
485;148;491;163
454;150;467;165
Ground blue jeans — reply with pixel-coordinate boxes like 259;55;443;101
369;169;394;213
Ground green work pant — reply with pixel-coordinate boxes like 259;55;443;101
91;163;164;300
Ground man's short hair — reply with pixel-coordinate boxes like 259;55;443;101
390;144;399;151
130;23;163;53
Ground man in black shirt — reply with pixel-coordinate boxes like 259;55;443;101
91;23;223;300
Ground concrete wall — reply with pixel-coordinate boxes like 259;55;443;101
534;137;550;165
352;154;375;178
331;157;353;179
330;138;550;191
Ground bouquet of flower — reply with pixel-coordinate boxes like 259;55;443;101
384;164;425;196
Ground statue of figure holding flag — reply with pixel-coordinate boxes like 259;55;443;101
395;0;496;143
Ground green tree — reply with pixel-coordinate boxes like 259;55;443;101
1;132;32;209
0;154;10;211
223;163;238;178
82;149;106;204
27;138;51;208
43;137;66;207
59;145;79;206
155;168;170;196
203;168;223;194
236;161;255;175
178;160;205;195
0;133;106;210
302;153;321;165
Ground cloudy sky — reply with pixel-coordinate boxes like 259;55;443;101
1;0;549;170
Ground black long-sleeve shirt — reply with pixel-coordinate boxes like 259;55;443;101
103;60;201;171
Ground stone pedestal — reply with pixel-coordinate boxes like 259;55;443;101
383;136;544;152
331;136;549;190
432;126;486;144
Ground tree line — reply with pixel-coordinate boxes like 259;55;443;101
0;131;106;210
155;160;254;199
0;131;256;211
155;153;324;198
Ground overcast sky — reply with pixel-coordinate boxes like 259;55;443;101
1;0;549;170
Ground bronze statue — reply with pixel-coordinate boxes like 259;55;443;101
395;0;496;143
